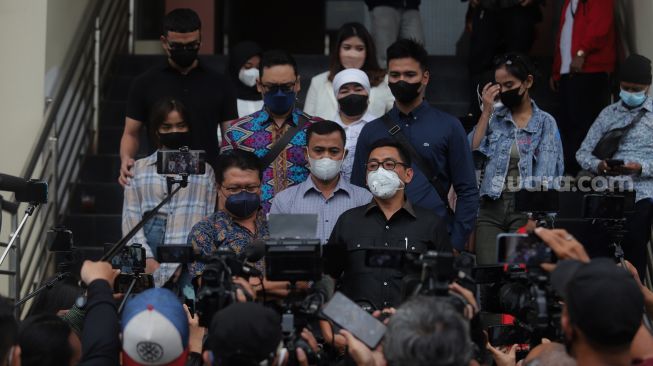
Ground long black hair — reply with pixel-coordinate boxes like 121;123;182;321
328;22;385;87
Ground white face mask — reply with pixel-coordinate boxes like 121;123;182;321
308;155;344;181
367;167;404;199
239;67;259;87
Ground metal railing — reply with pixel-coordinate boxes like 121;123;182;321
2;0;130;314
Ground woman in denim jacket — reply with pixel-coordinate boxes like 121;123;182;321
469;53;564;264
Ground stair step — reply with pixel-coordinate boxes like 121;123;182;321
79;154;121;183
97;126;151;155
64;214;123;247
69;182;123;215
100;100;127;127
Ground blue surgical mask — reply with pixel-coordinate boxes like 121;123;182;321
264;88;296;115
620;89;648;108
225;191;260;218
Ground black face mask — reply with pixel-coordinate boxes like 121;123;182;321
169;48;198;69
338;94;369;117
388;81;422;103
500;86;525;109
225;191;260;219
159;132;191;149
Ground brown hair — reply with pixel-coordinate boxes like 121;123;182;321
327;22;385;87
148;97;189;147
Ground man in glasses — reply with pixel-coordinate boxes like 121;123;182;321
221;50;322;213
325;138;451;309
119;8;238;186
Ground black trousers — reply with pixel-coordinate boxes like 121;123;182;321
623;198;653;281
558;73;611;175
467;5;540;113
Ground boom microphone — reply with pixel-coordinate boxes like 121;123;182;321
0;173;48;203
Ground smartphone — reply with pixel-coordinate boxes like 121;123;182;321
487;325;530;346
582;194;625;220
114;273;154;294
157;245;194;263
515;189;559;213
496;233;554;266
156;149;206;175
321;292;386;349
107;244;146;274
605;159;625;168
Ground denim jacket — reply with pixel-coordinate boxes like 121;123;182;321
468;101;565;199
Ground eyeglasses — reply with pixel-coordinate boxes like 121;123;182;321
366;160;408;171
167;41;201;51
222;185;261;194
260;81;297;93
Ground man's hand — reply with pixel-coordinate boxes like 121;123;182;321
449;282;479;320
570;55;585;73
339;329;386;366
233;276;256;302
534;228;590;272
620;162;643;175
145;258;160;274
119;157;135;187
183;304;206;354
487;343;517;366
81;260;120;287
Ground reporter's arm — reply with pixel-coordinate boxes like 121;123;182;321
78;261;120;366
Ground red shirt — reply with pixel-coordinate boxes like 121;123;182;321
552;0;616;80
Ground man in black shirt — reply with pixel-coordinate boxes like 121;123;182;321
325;138;451;309
119;8;237;186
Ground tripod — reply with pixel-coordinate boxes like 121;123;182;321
597;218;629;268
0;202;38;267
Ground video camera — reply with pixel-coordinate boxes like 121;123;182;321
473;233;561;346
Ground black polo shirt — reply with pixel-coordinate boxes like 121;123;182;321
126;59;238;168
324;199;452;309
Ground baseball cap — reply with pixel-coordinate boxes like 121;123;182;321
207;302;282;364
551;258;643;347
121;288;189;366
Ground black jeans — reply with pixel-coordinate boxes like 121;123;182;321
623;198;653;280
558;72;611;175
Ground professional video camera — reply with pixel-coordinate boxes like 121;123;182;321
193;242;265;327
264;214;327;366
474;233;562;346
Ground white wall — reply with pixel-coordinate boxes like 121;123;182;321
627;0;653;62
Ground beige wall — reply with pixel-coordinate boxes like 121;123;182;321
628;0;653;61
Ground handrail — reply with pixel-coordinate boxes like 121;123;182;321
2;0;131;314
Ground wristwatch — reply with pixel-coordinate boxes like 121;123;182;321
576;50;586;58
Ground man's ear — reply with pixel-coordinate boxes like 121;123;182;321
525;74;534;90
422;70;430;86
403;167;414;185
295;75;302;93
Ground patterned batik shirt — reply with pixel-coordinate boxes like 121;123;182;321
221;108;321;213
186;210;269;276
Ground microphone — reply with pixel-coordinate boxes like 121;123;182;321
240;239;266;263
0;173;48;203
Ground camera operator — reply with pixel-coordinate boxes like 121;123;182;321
203;302;319;366
340;297;475;366
325;138;452;309
0;297;19;366
188;150;297;298
576;54;653;279
122;97;217;292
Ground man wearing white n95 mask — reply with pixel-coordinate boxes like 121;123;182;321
270;121;372;244
325;138;451;309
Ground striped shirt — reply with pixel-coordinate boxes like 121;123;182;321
270;175;373;243
122;151;217;286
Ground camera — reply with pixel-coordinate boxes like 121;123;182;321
474;234;561;345
105;243;154;294
195;245;262;327
156;147;206;175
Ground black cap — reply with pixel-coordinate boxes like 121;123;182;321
551;259;643;347
208;302;282;363
620;54;652;85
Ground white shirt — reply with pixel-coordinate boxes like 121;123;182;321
560;0;579;75
303;71;395;120
334;110;378;182
237;99;264;118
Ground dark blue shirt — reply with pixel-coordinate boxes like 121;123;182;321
351;101;479;250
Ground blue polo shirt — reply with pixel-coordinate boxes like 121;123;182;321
351;101;479;250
